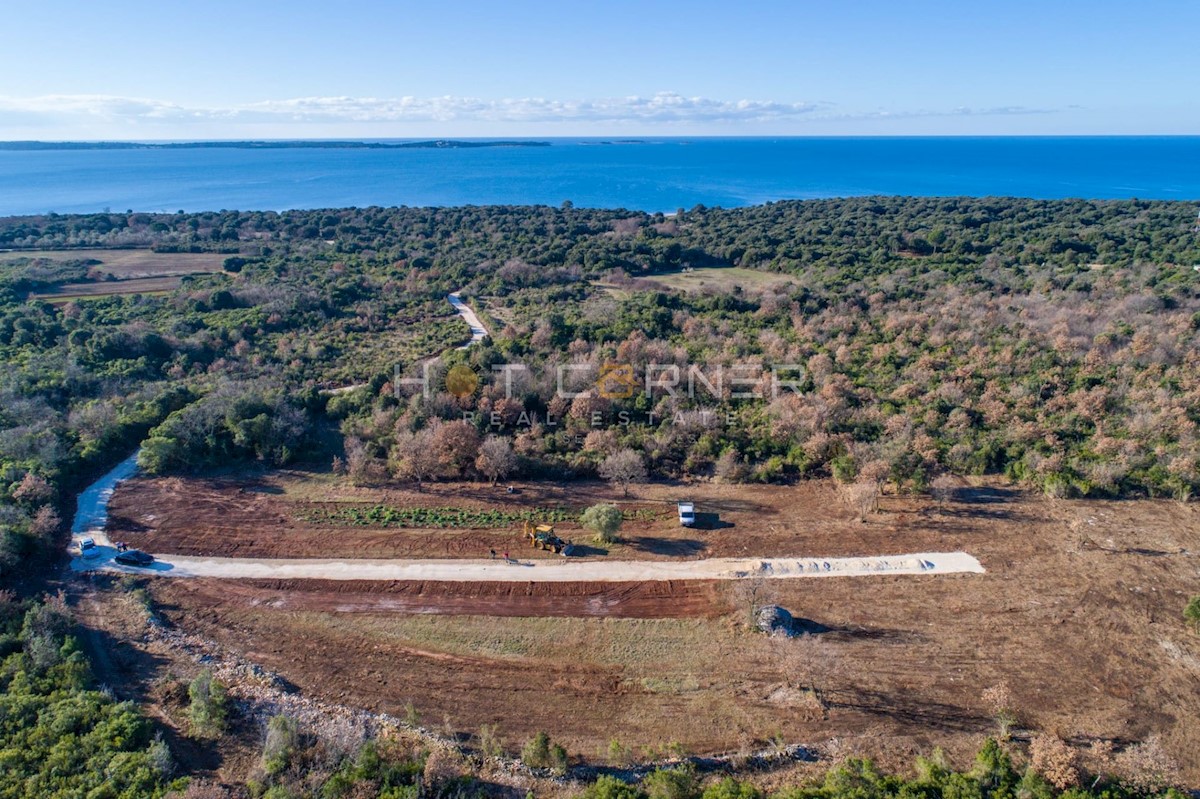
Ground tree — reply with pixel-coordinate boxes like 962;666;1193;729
581;503;623;543
262;715;299;776
929;474;958;505
578;775;644;799
1029;733;1079;790
475;436;516;484
701;779;761;799
430;419;481;477
521;731;567;773
599;448;647;497
11;472;52;504
188;669;229;738
391;427;440;488
838;480;880;522
981;683;1018;740
1185;595;1200;634
643;767;697;799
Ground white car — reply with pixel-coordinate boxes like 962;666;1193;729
79;537;100;558
677;502;696;527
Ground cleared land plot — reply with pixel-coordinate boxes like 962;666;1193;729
2;248;227;278
595;267;801;297
3;249;227;299
109;474;978;561
40;276;186;300
124;474;1200;778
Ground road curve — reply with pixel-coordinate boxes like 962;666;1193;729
322;290;490;394
447;292;489;349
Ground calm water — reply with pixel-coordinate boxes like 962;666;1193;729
1;137;1199;216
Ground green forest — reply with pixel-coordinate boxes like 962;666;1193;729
0;197;1197;796
2;198;1199;567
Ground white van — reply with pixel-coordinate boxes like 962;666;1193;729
79;537;99;559
677;502;696;527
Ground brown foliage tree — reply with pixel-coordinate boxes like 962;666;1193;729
599;448;647;497
475;436;516;484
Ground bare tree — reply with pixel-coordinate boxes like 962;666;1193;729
774;634;838;718
1111;736;1181;794
714;449;748;483
599;448;647;497
391;428;441;488
475;436;516;484
839;480;880;522
929;473;958;505
345;438;386;485
981;683;1019;739
728;577;771;629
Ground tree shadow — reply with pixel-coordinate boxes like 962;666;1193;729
826;687;991;734
567;543;609;557
822;625;927;644
953;486;1020;504
243;484;284;495
762;615;923;643
626;537;707;557
926;486;1024;521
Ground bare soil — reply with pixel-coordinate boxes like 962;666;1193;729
119;473;1200;781
155;577;724;618
109;473;963;561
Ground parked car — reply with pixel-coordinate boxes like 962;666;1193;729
114;549;154;567
79;537;99;559
677;502;696;527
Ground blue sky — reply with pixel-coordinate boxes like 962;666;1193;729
1;0;1196;138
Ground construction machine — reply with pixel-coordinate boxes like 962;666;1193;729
523;520;570;554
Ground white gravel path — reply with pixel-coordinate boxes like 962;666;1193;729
78;550;983;581
68;453;984;582
447;291;489;348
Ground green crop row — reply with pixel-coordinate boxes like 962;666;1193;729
301;504;663;529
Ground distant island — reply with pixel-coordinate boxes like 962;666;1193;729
0;139;551;150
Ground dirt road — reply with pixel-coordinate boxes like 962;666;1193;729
447;291;489;348
77;548;982;581
70;444;984;583
323;290;490;394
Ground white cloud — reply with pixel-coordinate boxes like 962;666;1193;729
0;92;826;128
0;93;1067;138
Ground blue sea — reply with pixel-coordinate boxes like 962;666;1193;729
1;137;1198;216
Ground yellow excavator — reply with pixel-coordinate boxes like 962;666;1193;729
523;520;570;554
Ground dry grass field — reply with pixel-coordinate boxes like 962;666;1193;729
2;248;228;299
1;247;227;277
